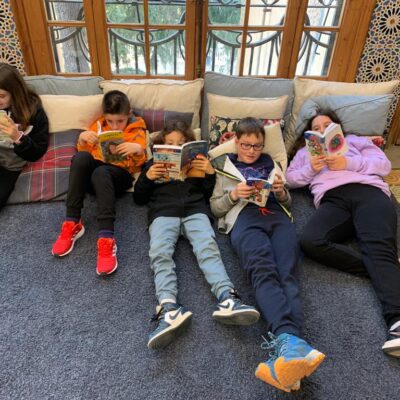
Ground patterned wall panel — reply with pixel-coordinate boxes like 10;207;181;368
356;0;400;127
0;0;25;74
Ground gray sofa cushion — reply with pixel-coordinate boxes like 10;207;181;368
25;75;103;95
202;72;294;139
294;94;394;139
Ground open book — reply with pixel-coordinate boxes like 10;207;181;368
246;172;276;207
304;122;348;157
98;130;127;163
152;140;208;183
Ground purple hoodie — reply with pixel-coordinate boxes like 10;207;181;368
286;134;391;207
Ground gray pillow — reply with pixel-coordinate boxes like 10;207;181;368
294;94;394;139
25;75;103;96
202;72;294;140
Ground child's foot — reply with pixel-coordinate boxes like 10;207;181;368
212;289;260;325
97;238;118;276
382;320;400;357
255;333;325;391
148;303;193;350
52;220;85;257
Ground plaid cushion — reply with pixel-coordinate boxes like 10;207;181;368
7;130;81;204
208;116;283;150
132;108;193;133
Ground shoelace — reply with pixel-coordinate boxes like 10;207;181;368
60;222;75;238
229;289;244;305
260;332;288;360
98;239;114;257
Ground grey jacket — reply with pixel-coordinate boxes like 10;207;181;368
210;154;292;234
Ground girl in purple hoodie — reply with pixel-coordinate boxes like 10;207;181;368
286;111;400;358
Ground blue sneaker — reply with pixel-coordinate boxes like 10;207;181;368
147;303;193;350
212;289;260;325
382;320;400;357
255;333;325;391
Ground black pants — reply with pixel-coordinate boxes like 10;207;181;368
230;204;302;337
301;183;400;327
66;152;132;231
0;166;21;211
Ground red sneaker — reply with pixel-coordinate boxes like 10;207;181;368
52;220;85;257
97;238;118;276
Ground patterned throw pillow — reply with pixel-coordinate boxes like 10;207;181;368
132;108;193;133
7;130;81;204
208;116;283;150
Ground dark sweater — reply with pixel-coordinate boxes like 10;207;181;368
133;160;216;226
0;105;49;171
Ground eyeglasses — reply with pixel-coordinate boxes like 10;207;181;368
239;142;264;151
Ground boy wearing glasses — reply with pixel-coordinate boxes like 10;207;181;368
210;117;325;393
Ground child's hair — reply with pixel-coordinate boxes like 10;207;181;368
0;62;41;130
288;110;341;160
236;117;265;140
102;90;131;115
153;120;195;145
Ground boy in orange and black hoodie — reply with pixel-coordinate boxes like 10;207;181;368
52;90;147;276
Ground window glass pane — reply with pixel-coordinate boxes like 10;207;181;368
243;30;281;75
105;0;144;24
205;30;240;75
149;30;185;75
248;0;287;27
295;31;336;76
148;1;186;25
45;0;84;22
49;26;91;73
305;0;345;27
208;0;245;26
109;29;146;75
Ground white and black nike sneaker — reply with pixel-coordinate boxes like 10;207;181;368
147;303;193;350
212;289;260;326
382;320;400;357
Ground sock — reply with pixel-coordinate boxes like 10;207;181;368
65;216;79;224
160;298;176;306
98;229;114;239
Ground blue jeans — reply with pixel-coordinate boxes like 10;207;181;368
149;213;233;304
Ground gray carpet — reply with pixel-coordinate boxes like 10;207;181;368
0;189;399;400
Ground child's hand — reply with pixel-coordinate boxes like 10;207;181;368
79;130;98;145
190;154;215;174
310;155;326;173
116;142;143;157
146;163;167;181
230;182;254;201
325;155;347;171
0;114;20;142
272;175;287;201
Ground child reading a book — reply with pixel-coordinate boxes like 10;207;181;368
286;111;400;358
52;90;147;276
133;120;260;350
0;62;49;211
210;117;325;393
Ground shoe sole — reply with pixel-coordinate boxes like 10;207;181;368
96;260;118;276
212;309;260;326
382;340;400;358
256;350;325;390
52;225;85;257
148;312;193;350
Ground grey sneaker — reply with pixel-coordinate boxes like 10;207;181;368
147;303;193;350
382;320;400;357
212;289;260;325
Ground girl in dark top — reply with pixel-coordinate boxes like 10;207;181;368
0;62;49;210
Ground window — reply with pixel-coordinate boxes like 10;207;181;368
12;0;376;82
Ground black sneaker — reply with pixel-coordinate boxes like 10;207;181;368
382;320;400;357
212;289;260;325
147;303;193;350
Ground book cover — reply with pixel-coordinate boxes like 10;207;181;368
246;168;276;207
152;140;208;183
98;130;126;163
304;122;348;157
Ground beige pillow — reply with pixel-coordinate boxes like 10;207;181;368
100;79;204;129
208;123;287;172
287;77;400;148
207;93;289;131
40;94;103;132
